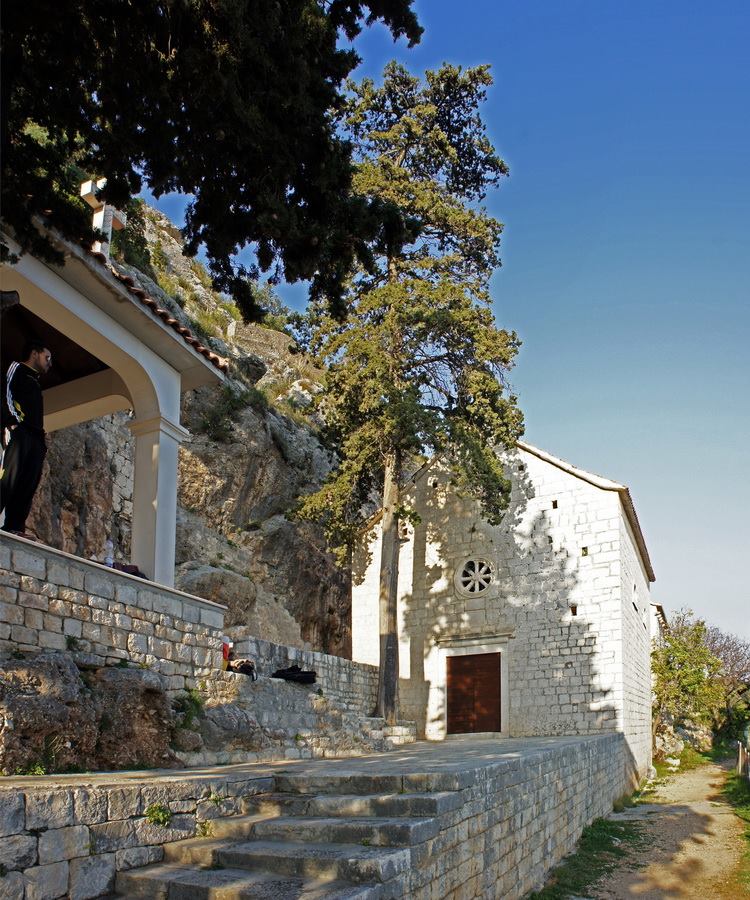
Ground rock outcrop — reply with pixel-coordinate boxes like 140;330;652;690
172;670;401;767
0;653;179;774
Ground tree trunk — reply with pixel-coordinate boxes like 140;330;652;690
376;449;400;725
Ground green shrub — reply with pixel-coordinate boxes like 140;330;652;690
189;258;214;290
172;688;204;729
110;199;155;279
144;803;172;827
198;385;253;442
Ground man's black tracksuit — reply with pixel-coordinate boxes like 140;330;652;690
0;362;47;533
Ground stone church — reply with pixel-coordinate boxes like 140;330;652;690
352;441;655;781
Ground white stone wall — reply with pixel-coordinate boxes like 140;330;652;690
0;536;224;691
229;631;379;715
352;446;653;779
619;512;654;783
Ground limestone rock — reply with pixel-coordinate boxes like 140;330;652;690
675;721;713;753
174;562;302;646
87;666;179;770
182;671;391;761
236;354;267;384
0;652;98;774
0;653;180;774
28;416;132;560
653;723;685;760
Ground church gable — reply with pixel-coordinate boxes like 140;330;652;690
351;441;655;781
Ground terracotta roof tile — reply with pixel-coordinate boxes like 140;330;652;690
92;253;229;373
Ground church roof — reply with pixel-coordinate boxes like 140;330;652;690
517;441;655;583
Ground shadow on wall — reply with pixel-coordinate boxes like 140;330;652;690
385;454;630;777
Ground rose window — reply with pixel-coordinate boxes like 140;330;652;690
457;558;493;595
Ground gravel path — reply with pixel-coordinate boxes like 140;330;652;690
591;762;747;898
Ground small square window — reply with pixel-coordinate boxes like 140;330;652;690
552;500;558;510
581;546;588;557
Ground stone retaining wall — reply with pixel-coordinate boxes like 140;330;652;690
228;629;379;716
0;772;273;900
404;734;628;897
0;535;225;692
0;734;630;899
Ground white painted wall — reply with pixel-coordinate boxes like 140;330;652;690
352;445;654;780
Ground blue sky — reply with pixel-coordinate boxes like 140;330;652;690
149;2;749;638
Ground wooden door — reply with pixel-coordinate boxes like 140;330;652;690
446;653;501;734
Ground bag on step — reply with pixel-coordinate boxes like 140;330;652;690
271;664;317;685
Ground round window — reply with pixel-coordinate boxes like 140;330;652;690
455;558;494;596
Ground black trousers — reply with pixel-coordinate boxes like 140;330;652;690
0;427;47;532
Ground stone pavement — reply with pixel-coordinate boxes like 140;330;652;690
0;734;604;790
1;734;628;899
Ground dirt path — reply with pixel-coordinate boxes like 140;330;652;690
590;762;747;899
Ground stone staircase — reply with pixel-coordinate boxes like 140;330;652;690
357;716;417;748
115;771;460;898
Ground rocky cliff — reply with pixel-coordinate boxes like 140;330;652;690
28;204;351;656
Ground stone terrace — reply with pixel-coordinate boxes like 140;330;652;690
0;734;629;899
0;533;225;692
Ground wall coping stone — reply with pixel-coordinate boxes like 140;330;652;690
0;532;226;614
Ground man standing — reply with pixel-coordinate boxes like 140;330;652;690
0;339;52;537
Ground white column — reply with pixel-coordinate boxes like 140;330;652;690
128;415;188;586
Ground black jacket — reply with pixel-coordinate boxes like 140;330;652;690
4;362;44;434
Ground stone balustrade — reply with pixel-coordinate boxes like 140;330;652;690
0;534;225;691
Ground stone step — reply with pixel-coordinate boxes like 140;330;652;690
216;839;411;884
251;814;440;847
273;771;466;794
243;790;461;819
273;774;406;796
116;862;382;899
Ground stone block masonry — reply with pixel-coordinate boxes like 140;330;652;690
0;534;225;691
0;770;274;900
228;629;379;716
0;733;631;898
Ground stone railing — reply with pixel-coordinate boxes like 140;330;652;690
228;629;379;716
0;534;225;691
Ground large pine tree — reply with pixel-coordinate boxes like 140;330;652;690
297;63;524;722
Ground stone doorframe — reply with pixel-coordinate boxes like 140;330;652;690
435;633;512;740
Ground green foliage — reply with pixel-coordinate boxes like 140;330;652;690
723;771;750;891
198;385;254;442
704;626;750;739
2;1;421;316
172;688;204;729
14;762;47;776
251;283;293;332
192;307;227;339
652;609;724;730
528;817;645;899
190;258;214;290
110;198;155;278
144;803;172;827
295;62;523;558
151;241;169;273
195;821;214;838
